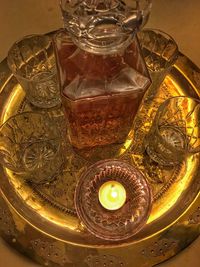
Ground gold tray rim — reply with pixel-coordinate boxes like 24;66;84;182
0;46;200;267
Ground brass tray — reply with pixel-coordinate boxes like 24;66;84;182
0;47;200;267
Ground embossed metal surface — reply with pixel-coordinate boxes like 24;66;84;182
0;46;200;266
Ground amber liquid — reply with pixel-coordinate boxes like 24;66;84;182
56;41;148;149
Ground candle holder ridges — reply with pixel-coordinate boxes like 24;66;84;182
75;160;152;241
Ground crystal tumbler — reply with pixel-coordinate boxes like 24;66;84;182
0;112;63;184
145;96;200;166
138;29;178;99
7;34;61;108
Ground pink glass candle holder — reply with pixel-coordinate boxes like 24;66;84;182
75;159;152;241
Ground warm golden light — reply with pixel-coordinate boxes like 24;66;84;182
98;181;126;211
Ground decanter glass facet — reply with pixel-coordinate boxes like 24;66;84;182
54;0;152;149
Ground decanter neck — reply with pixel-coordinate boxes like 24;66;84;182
60;0;152;55
71;31;135;55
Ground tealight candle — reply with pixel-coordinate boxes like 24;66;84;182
98;181;126;211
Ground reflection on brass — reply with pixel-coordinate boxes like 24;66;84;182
0;48;200;266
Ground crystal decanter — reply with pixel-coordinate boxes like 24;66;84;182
54;0;152;149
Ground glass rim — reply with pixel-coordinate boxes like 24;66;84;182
139;28;179;68
7;34;54;81
140;28;178;44
0;111;59;135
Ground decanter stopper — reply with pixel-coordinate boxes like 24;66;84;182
60;0;152;54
